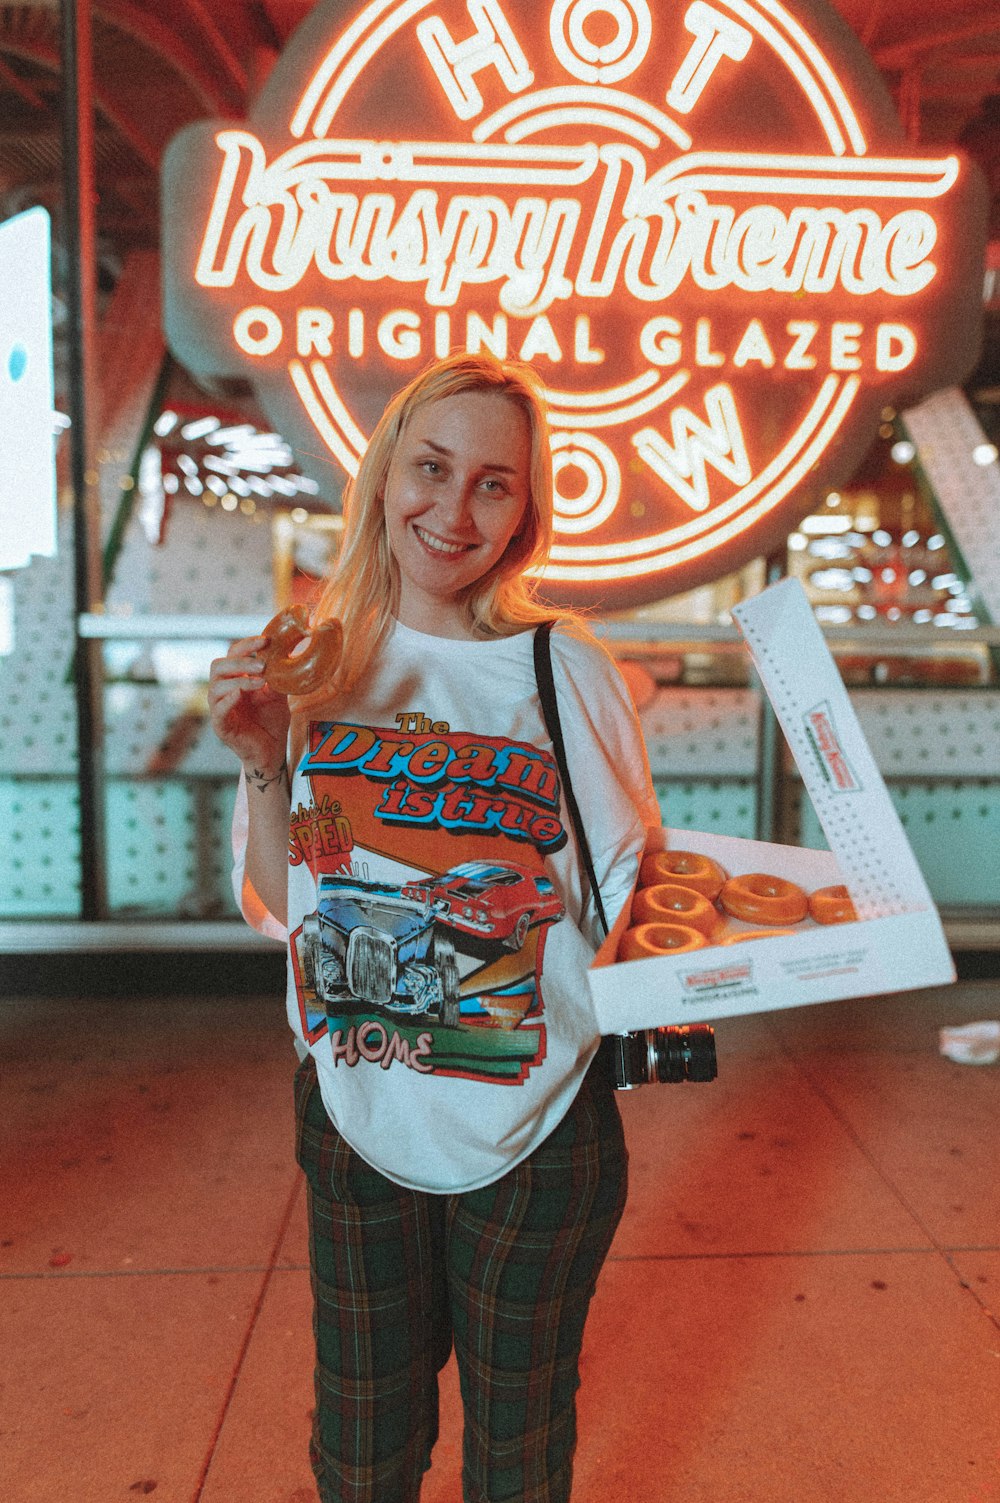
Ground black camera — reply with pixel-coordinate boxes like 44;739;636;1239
601;1024;718;1090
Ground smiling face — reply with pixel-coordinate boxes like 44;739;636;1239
381;389;532;637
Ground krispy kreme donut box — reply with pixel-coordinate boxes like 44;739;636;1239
588;580;956;1033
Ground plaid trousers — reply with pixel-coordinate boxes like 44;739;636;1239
294;1053;628;1503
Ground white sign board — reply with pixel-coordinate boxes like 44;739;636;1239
0;207;57;572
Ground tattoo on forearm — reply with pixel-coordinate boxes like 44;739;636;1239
246;758;289;794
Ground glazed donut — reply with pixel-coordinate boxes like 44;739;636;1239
631;883;719;939
719;872;808;926
721;928;796;943
808;884;858;925
639;849;727;900
259;606;343;696
619;922;708;962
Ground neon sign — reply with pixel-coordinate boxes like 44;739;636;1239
162;0;986;607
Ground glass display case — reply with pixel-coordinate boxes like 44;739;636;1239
1;389;998;944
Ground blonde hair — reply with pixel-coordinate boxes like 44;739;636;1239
309;352;574;698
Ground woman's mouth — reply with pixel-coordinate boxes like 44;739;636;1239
413;525;473;556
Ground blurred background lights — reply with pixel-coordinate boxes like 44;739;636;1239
153;410;179;437
808;537;852;559
180;415;220;441
810;568;854;591
151;409;320;524
137;445;165;543
801;514;853;535
972;443;998;466
890;440;916;464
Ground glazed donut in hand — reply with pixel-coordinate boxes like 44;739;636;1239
719;872;808;926
639;849;727;900
619;922;708;961
808;885;858;925
259;606;343;696
631;883;720;939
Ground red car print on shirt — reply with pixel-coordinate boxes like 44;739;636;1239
401;861;565;952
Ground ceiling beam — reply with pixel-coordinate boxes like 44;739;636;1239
896;81;1000;99
876;17;1000;67
921;51;1000;70
0;52;47;109
0;34;61;72
91;90;160;170
172;0;249;100
94;0;237;113
258;0;314;45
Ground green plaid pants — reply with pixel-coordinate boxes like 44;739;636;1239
294;1053;628;1503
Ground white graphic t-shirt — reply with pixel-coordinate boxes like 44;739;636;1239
233;621;658;1192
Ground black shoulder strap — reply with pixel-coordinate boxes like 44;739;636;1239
533;622;609;938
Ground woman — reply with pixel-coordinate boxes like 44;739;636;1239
209;352;659;1502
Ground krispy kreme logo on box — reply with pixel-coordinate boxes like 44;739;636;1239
804;700;861;792
162;0;986;608
681;958;755;993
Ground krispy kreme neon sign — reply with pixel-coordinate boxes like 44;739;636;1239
162;0;986;606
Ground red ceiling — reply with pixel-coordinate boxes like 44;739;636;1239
1;0;996;248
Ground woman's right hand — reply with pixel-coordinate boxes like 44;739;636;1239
208;635;290;775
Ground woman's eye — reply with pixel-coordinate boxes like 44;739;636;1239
420;460;442;475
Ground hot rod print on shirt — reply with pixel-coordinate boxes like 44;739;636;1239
288;718;568;1083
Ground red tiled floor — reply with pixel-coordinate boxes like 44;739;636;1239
2;983;998;1502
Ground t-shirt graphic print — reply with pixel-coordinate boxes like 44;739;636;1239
288;717;568;1085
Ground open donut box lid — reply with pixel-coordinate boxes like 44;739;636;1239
588;578;956;1033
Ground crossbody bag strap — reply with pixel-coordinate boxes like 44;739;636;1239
533;622;610;939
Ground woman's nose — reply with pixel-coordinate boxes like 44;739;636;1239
434;477;475;529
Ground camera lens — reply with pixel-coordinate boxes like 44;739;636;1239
600;1025;718;1088
649;1024;717;1083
